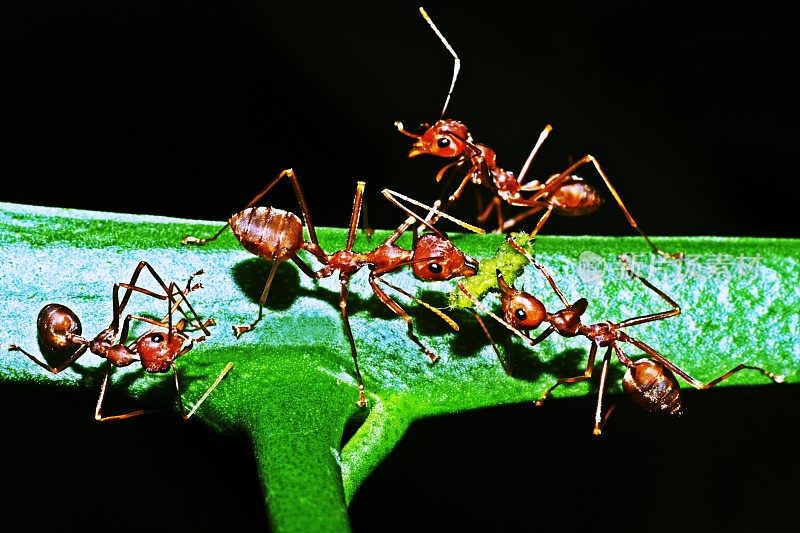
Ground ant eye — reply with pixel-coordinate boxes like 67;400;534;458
428;263;443;274
151;333;164;343
514;308;527;321
437;137;451;148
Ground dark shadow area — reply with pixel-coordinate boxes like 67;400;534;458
350;383;800;532
231;257;467;334
232;257;303;312
397;288;460;338
0;383;271;532
340;407;371;451
447;305;629;387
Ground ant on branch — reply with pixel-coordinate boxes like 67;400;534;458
458;239;783;434
8;262;232;422
396;7;681;259
183;169;481;407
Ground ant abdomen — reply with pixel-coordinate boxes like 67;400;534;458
623;359;683;415
37;303;82;352
546;177;603;216
230;207;304;261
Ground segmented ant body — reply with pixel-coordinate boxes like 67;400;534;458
458;239;783;434
183;169;479;406
8;262;232;421
397;7;680;259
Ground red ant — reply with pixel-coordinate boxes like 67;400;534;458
458;239;783;434
396;7;681;259
8;262;232;421
183;169;480;406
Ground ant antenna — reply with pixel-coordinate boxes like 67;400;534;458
382;188;486;234
419;6;460;119
376;277;459;331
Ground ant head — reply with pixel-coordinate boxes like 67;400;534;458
622;359;682;415
37;303;82;351
496;271;547;330
134;329;188;373
412;233;478;281
408;120;469;159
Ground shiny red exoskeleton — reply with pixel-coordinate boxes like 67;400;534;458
459;239;783;434
8;262;232;421
396;7;680;259
183;169;479;406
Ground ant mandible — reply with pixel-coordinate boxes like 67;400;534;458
396;7;681;259
8;262;233;421
458;239;783;434
183;169;480;407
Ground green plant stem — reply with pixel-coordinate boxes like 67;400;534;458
1;202;797;532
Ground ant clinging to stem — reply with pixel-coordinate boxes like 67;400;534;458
8;262;233;422
396;7;681;259
183;168;481;407
458;238;783;434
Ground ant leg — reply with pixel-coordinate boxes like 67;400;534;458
430;151;488;227
175;361;234;420
360;191;374;240
498;124;554;233
232;259;282;338
617;255;681;328
503;203;555;234
515;124;554;187
506;238;572;308
95;363;149;422
7;344;88;374
535;343;599;407
374;277;458;332
185;168;322;248
495;199;506;234
338;278;367;407
592;346;615;435
470;309;512;375
113;261;208;335
474;187;485;218
117;279;199;341
414;162;459;232
624;336;785;389
443;170;478;208
182;223;230;246
369;273;439;364
475;195;499;224
474;196;508;233
545;155;681;259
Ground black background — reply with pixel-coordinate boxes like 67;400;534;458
2;1;799;531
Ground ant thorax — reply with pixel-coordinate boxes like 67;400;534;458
87;327;137;367
583;321;619;347
492;168;522;199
